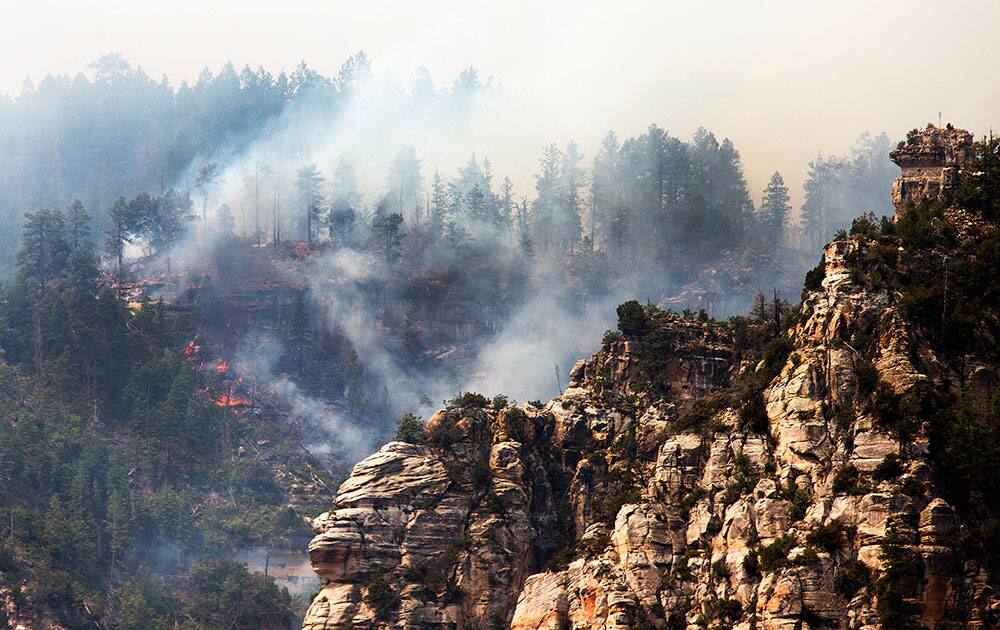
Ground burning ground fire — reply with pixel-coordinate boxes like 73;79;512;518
214;388;250;407
183;339;251;409
206;383;250;408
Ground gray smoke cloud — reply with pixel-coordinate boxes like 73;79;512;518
232;331;376;464
150;63;759;467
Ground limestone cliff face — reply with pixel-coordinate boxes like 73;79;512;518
301;128;999;629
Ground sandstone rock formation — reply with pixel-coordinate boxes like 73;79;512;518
889;125;974;216
301;126;1000;629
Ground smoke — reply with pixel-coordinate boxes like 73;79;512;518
177;69;496;233
232;332;375;464
151;59;793;467
462;290;616;400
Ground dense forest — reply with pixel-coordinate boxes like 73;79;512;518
0;52;895;272
0;52;902;628
0;204;337;627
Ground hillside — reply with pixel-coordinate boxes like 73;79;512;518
299;125;1000;629
0;234;337;628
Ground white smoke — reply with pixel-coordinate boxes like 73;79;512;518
232;332;375;464
155;61;726;467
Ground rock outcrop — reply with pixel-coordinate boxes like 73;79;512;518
302;126;1000;629
890;124;974;215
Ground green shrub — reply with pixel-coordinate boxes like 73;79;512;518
544;497;578;570
721;453;759;505
876;529;923;628
446;391;489;409
363;570;399;618
676;393;728;433
760;336;795;378
873;453;904;482
597;477;642;527
500;406;530;443
792;546;820;565
616;300;651;337
470;460;491;491
806;519;855;554
602;329;624;346
850;212;880;239
782;480;811;521
758;534;796;572
394;413;426;444
711;559;731;580
834;558;871;599
426;414;463;447
832;464;871;496
928;395;1000;514
738;391;769;434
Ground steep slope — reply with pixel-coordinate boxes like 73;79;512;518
300;125;1000;629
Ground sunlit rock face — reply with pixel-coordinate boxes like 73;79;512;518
301;125;999;629
890;125;974;216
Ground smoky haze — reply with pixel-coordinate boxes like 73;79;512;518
0;0;979;466
2;0;998;209
0;47;903;465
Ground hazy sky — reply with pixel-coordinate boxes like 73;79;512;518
2;0;998;205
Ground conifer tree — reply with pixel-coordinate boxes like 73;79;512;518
295;164;325;246
65;199;90;250
760;171;791;250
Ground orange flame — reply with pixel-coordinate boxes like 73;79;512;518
183;340;199;359
213;385;248;408
214;394;249;407
216;360;229;374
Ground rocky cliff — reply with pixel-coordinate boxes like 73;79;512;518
890;125;974;216
300;126;1000;629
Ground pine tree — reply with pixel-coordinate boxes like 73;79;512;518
371;213;405;265
558;141;586;252
65;199;91;250
533;143;563;250
295;164;325;246
155;189;193;272
18;209;70;291
466;183;489;223
430;172;449;238
18;210;70;374
386;146;423;221
801;157;830;250
499;177;515;233
591;131;620;246
194;163;219;243
760;171;791;251
105;198;136;279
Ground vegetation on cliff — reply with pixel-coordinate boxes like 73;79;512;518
302;130;1000;630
